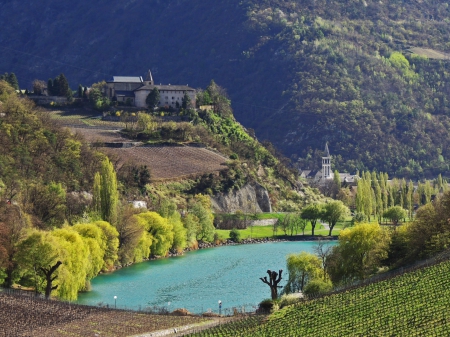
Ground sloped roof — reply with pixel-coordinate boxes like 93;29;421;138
324;142;330;157
144;70;153;83
110;76;143;83
135;84;195;92
300;170;312;178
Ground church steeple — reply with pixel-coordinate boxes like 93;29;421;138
144;69;154;85
322;142;332;180
324;142;330;157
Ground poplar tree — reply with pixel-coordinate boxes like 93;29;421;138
93;159;119;224
406;181;414;219
333;169;341;190
47;78;54;95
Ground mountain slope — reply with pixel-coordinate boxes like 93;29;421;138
1;0;450;177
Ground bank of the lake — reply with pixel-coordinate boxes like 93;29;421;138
77;241;335;314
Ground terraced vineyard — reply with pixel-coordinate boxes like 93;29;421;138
185;260;450;336
70;127;130;143
0;292;209;337
107;146;228;181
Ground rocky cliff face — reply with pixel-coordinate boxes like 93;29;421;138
210;183;272;213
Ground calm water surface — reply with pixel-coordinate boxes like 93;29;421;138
77;241;334;313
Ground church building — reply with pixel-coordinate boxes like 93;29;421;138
106;70;196;109
300;143;357;186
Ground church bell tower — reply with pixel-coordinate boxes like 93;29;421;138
322;142;331;180
144;69;154;86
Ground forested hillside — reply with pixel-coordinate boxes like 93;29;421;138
1;0;450;177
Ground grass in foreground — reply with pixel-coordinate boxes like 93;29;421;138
186;259;450;336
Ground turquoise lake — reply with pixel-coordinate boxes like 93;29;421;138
76;241;334;314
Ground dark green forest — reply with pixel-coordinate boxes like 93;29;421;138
1;0;450;177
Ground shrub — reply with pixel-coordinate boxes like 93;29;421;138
351;212;366;225
303;279;333;296
279;293;303;308
258;299;278;313
229;228;241;242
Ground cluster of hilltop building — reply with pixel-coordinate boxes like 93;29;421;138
105;70;196;109
300;143;358;186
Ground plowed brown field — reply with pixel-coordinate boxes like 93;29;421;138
104;146;228;181
0;292;208;337
71;127;130;143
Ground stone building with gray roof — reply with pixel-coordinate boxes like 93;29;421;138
106;70;195;108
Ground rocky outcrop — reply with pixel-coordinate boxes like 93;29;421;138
210;183;272;213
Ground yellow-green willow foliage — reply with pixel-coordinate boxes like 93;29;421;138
52;228;89;300
93;220;119;270
16;227;93;301
132;215;153;263
168;212;187;253
73;223;104;279
15;230;60;295
137;212;174;257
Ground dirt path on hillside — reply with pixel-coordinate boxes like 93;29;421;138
131;317;235;337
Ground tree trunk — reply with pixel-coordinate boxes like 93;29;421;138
40;261;62;299
260;269;283;300
328;224;334;236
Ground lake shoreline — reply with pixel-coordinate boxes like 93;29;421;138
162;235;338;261
115;235;338;269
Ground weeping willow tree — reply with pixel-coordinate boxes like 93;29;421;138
137;212;174;257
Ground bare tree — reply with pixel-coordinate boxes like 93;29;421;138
32;80;47;95
260;269;283;300
313;239;333;280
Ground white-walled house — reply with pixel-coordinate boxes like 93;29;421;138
134;84;195;109
106;70;196;108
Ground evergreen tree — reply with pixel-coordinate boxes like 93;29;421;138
55;73;71;98
146;87;160;110
78;84;83;98
47;78;54;96
0;73;19;90
182;91;192;110
7;73;19;90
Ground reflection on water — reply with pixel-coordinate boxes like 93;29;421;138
77;241;334;313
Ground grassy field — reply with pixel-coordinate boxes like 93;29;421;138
216;221;349;241
45;108;127;129
186;258;450;336
408;47;450;60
